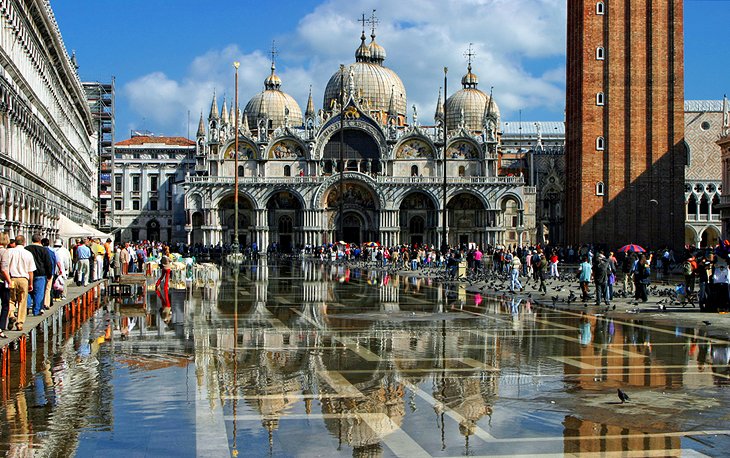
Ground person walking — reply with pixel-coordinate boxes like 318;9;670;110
593;252;610;306
606;251;617;302
0;233;12;338
52;239;71;300
683;255;697;295
634;254;651;302
7;235;36;331
537;253;548;294
25;234;52;316
578;255;592;301
75;239;91;286
549;251;560;279
622;253;636;295
510;253;523;292
41;238;56;310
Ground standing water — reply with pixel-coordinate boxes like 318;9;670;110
1;259;730;457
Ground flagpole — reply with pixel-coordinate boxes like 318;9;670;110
441;67;448;253
234;61;240;253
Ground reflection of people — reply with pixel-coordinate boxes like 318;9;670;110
156;246;172;309
578;312;592;346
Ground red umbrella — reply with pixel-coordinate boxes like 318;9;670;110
617;244;646;253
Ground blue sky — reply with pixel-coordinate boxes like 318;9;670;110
53;0;727;139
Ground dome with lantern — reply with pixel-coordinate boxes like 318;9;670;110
244;60;303;131
323;25;407;123
445;61;499;133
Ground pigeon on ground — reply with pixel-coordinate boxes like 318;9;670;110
617;389;630;403
703;320;712;326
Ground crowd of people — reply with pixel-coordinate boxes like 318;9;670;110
0;235;179;339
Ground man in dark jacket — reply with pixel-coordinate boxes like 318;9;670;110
593;252;610;306
25;233;52;316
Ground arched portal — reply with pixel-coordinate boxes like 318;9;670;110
324;181;379;244
322;129;381;174
701;226;720;248
218;193;254;246
191;212;204;245
267;191;303;252
399;191;437;246
146;219;160;242
447;193;488;247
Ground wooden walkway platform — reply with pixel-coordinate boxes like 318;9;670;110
0;280;108;378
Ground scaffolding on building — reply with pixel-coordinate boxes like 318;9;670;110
83;78;116;232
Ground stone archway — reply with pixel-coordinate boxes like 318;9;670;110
701;226;720;249
447;192;488;247
218;193;255;246
146;219;161;242
323;181;379;244
399;191;437;246
191;212;204;245
267;191;303;252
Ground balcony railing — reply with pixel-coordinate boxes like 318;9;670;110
186;174;526;186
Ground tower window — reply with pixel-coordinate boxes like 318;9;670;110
596;182;605;196
596;2;605;15
596;46;605;60
596;136;605;151
596;92;605;106
284;165;291;177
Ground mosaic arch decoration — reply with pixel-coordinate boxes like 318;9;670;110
396;138;434;159
269;139;305;159
326;182;376;210
224;141;256;160
447;140;478;159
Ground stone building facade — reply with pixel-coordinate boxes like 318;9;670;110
114;134;194;243
684;100;725;248
0;0;96;239
565;0;685;249
184;30;536;250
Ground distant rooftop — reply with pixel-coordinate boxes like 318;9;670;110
501;121;565;137
116;136;194;147
684;100;724;112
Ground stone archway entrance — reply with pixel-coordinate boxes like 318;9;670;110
146;219;160;242
267;191;303;252
324;181;379;244
219;193;254;246
399;191;437;246
447;193;489;247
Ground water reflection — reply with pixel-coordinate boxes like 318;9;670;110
1;259;730;455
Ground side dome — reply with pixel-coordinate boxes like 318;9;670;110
244;62;303;131
445;64;499;132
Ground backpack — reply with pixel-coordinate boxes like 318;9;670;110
683;261;693;276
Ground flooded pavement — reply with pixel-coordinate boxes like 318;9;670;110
1;260;730;457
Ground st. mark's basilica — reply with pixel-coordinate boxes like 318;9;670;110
184;26;536;250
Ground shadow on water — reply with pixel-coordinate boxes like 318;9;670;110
1;259;730;456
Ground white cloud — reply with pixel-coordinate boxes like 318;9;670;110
124;0;567;136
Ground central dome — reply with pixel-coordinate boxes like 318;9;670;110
323;31;406;119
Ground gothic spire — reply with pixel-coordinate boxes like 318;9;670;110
387;85;396;117
305;86;315;118
229;100;235;126
196;112;205;137
435;87;444;123
208;91;219;120
220;96;228;123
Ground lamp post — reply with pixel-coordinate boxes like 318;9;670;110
441;67;448;253
233;61;240;253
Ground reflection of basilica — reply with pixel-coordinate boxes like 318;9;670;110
184;21;535;250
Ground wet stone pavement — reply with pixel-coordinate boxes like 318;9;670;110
1;260;730;457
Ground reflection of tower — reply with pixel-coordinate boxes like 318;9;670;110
379;276;399;312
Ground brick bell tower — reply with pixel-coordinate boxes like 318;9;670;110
565;0;685;250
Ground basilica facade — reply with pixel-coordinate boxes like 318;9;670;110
183;30;535;250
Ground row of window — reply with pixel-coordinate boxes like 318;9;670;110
114;198;172;211
594;1;606;194
114;175;172;193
